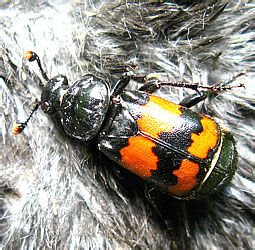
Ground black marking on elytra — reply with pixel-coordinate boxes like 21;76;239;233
146;147;181;189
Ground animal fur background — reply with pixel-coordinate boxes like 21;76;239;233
1;0;254;249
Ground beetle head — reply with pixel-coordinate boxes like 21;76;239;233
41;74;69;115
13;51;70;134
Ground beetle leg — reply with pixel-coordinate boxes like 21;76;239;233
99;76;132;136
139;79;245;94
179;200;191;240
136;72;245;94
178;91;208;108
110;75;131;97
136;73;201;93
99;99;121;136
138;78;204;94
144;185;178;249
136;77;209;107
138;80;162;93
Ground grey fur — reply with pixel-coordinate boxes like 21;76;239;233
1;0;254;249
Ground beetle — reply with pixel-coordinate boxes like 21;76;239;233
13;51;244;200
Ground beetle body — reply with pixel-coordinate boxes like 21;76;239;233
39;74;237;200
15;51;237;200
99;90;237;199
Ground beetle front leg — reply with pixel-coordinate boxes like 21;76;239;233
101;75;131;135
110;75;131;97
99;98;121;136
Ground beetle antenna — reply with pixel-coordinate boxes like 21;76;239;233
13;102;41;134
24;51;49;81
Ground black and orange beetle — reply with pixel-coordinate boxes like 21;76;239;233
13;51;244;200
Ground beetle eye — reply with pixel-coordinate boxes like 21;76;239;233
41;101;50;112
41;100;56;115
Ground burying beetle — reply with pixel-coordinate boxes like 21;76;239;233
13;51;244;199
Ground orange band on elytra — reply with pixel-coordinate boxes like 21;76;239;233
119;95;183;178
168;159;200;196
187;115;219;159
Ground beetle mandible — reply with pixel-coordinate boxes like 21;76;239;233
13;51;244;200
